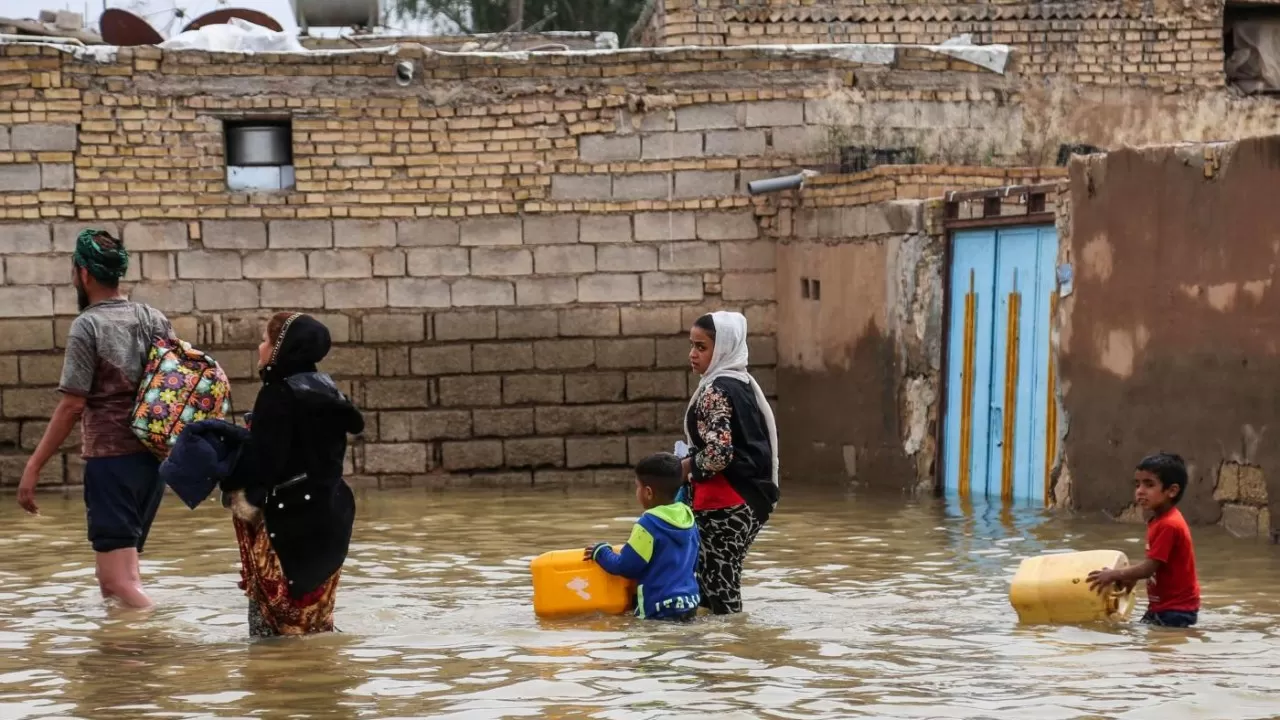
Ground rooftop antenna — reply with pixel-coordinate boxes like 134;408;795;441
183;6;283;32
141;0;190;36
99;6;164;45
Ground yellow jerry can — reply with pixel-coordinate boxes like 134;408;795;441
1009;549;1137;625
530;547;636;619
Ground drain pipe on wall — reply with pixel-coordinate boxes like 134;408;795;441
747;169;818;195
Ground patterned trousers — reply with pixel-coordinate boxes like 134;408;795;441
235;515;340;638
248;600;276;638
695;504;763;615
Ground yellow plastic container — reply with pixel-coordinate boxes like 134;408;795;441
530;547;636;619
1009;549;1137;625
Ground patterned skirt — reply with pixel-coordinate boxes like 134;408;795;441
694;504;763;615
233;515;341;637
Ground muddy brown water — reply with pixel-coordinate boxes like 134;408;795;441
2;488;1280;719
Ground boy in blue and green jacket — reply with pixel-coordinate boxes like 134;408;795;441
586;453;700;621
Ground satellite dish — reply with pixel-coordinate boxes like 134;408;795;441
182;8;285;33
99;7;165;46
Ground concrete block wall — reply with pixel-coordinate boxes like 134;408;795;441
0;43;839;490
0;214;778;491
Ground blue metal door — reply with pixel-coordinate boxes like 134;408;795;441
943;226;1058;505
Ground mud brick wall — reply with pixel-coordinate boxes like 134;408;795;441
1214;461;1271;539
758;166;1064;492
1055;137;1280;539
637;0;1225;91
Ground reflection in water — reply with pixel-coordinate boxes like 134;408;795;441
2;488;1280;719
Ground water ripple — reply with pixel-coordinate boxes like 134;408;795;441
0;490;1278;719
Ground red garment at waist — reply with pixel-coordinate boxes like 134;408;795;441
693;473;745;511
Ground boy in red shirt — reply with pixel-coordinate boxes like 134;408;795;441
1088;453;1201;627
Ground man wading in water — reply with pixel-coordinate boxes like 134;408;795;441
18;229;174;609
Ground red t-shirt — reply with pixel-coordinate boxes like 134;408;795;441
692;473;745;512
691;471;747;509
1146;507;1200;612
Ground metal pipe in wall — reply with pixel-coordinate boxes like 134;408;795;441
746;170;818;195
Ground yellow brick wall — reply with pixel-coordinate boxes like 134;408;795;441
640;0;1225;91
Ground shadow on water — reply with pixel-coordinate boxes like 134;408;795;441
1;485;1280;718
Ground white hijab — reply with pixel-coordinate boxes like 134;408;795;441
684;311;780;496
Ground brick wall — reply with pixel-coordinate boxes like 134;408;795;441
0;35;1254;492
638;0;1225;91
6;41;942;490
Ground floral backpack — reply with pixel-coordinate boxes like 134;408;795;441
129;306;232;459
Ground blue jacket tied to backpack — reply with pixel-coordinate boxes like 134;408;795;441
159;419;250;509
592;503;700;619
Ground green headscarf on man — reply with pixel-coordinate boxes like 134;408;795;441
72;228;130;284
72;229;130;312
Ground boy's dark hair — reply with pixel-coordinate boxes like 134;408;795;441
1137;452;1188;504
635;452;684;502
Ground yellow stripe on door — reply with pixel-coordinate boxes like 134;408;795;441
1000;273;1021;502
1044;292;1058;507
959;269;977;499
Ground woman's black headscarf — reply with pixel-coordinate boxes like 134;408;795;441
260;314;331;384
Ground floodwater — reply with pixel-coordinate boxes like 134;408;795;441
2;488;1280;720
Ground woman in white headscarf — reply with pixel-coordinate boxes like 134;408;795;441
681;311;779;614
